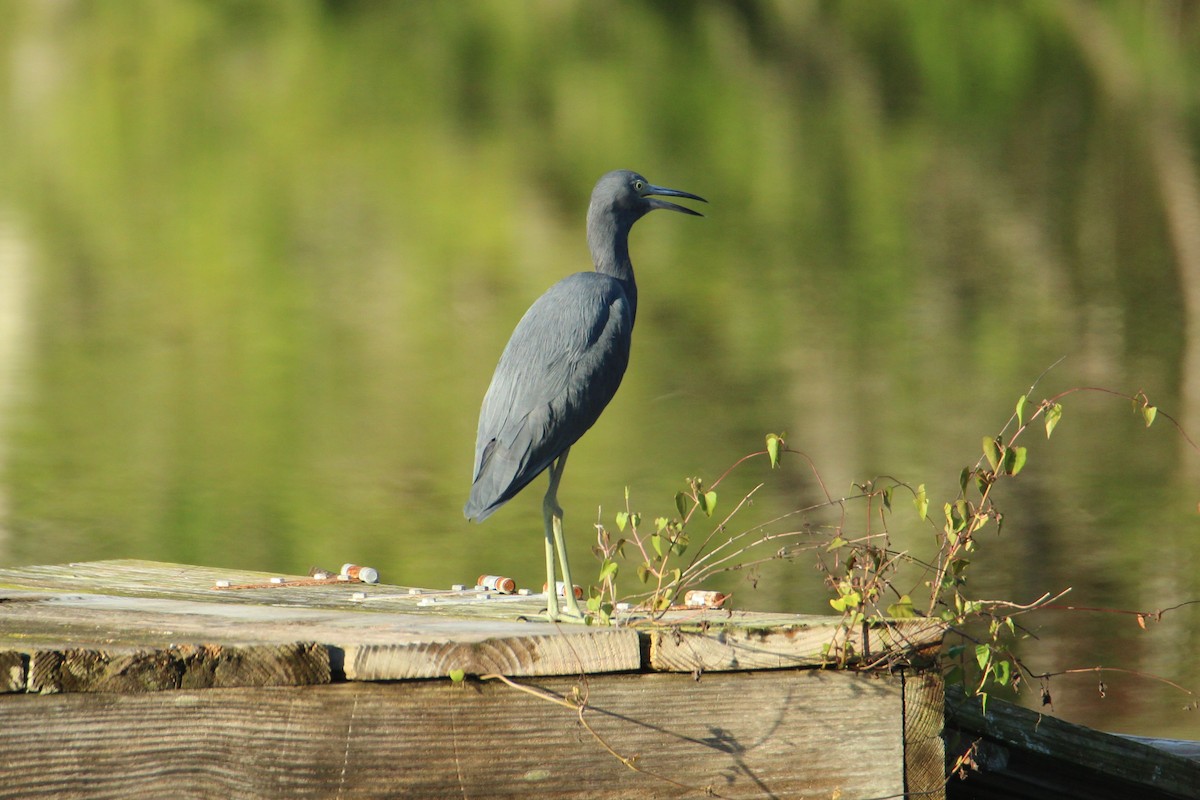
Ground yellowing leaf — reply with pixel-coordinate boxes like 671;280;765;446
887;595;917;618
1045;402;1063;438
914;484;929;521
766;433;781;468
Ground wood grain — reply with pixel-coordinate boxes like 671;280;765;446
0;589;642;686
0;670;910;800
647;616;944;672
26;642;330;694
903;670;946;800
0;562;942;688
0;650;24;693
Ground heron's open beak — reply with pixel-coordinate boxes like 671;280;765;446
645;184;707;216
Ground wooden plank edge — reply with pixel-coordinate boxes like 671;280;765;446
903;670;946;799
10;642;331;694
946;688;1200;798
647;617;944;672
1117;734;1200;763
341;627;643;681
0;650;27;693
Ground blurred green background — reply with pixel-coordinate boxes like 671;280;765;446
1;0;1198;737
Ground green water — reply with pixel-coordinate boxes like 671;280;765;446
1;0;1198;737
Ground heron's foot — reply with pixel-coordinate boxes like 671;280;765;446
543;596;589;624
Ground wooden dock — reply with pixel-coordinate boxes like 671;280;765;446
945;688;1200;799
0;559;946;799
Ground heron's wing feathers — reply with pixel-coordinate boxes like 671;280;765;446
465;272;633;521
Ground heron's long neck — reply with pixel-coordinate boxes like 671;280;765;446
587;211;638;320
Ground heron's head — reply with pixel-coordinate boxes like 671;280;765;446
590;170;706;225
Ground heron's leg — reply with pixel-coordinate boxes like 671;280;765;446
543;449;585;621
542;475;560;621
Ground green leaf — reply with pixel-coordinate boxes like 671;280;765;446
979;691;990;715
675;492;688;518
882;486;893;510
994;659;1012;687
703;491;718;517
887;594;917;618
655;517;668;533
829;597;847;612
959;467;970;494
636;563;651;584
1045;402;1063;438
974;643;991;670
826;536;847;552
1142;405;1157;427
913;484;928;521
1016;394;1027;427
945;501;968;533
448;669;465;683
615;511;629;532
599;559;619;582
1009;446;1027;476
982;437;1002;472
766;433;781;468
650;534;664;558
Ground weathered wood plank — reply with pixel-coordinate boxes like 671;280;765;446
26;642;330;694
946;689;1200;799
1119;735;1200;762
0;650;25;693
904;670;946;800
0;562;944;688
0;590;642;687
0;670;909;800
647;616;944;671
0;559;538;613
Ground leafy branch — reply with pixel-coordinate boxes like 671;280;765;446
587;372;1198;713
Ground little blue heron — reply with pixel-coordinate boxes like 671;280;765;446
464;170;706;621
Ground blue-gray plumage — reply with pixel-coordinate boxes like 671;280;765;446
465;170;705;621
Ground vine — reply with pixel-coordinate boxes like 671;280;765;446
586;376;1199;712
